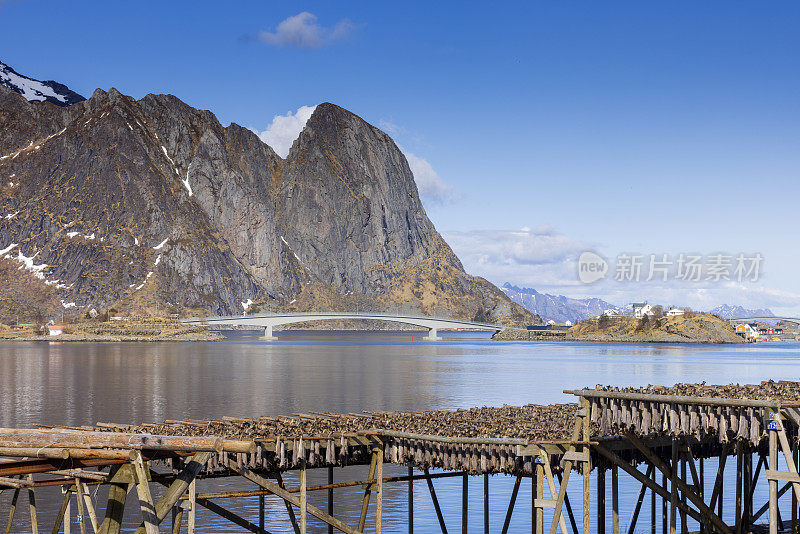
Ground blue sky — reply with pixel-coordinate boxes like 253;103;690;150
2;1;798;313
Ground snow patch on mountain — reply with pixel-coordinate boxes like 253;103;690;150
500;283;620;324
708;305;774;319
0;60;85;107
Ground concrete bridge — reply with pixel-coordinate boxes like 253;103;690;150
181;312;507;340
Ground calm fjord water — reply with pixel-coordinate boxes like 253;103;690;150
1;332;798;532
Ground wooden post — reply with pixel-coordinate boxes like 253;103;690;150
275;472;300;534
502;475;522;534
409;464;414;534
78;481;99;534
535;463;544;534
612;466;619;534
327;466;334;534
424;468;449;534
699;457;704;534
484;474;489;534
770;415;778;534
680;453;687;534
188;478;196;534
99;464;132;534
300;461;307;534
736;443;743;534
661;472;667;534
65;496;71;534
75;479;87;534
260;492;265;534
651;468;657;534
171;504;184;534
463;472;468;534
4;487;19;534
581;397;591;534
132;453;159;534
359;450;379;531
376;448;383;534
26;475;38;534
794;446;799;534
670;441;677;534
598;468;606;534
626;465;654;534
792;445;800;534
743;451;751;533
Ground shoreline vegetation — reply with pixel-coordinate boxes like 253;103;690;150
0;318;223;342
493;312;745;344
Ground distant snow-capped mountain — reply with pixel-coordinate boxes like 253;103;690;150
500;283;620;324
708;305;774;319
0;60;85;107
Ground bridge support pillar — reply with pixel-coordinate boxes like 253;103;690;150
425;327;442;341
260;325;278;341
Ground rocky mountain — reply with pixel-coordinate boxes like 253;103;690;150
0;71;536;325
500;283;618;323
1;61;85;107
708;305;774;319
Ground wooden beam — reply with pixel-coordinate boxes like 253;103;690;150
770;421;779;534
131;453;159;534
462;473;468;534
555;473;579;534
580;397;591;534
195;496;268;533
98;464;131;534
188;479;196;534
51;488;73;534
77;480;99;534
424;468;449;534
27;475;38;534
483;474;489;534
3;487;19;534
612;466;619;534
300;463;307;534
358;449;378;531
376;449;383;534
74;480;88;534
542;458;569;534
501;475;522;534
132;451;211;534
275;472;300;534
626;465;655;534
594;445;703;525
624;432;732;534
227;459;361;534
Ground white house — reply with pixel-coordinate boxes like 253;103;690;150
564;320;573;327
633;302;655;319
666;308;685;317
603;309;624;318
48;325;64;336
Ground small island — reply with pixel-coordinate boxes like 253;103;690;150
494;303;747;344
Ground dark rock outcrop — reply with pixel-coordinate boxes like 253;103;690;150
0;84;536;323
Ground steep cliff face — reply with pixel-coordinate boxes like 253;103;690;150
0;84;536;323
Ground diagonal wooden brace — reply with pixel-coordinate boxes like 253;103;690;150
624;431;732;534
227;458;360;534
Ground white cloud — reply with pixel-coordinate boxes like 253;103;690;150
443;226;588;286
254;105;317;158
402;150;453;204
258;12;357;49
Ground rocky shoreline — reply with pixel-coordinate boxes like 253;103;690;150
0;331;223;342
